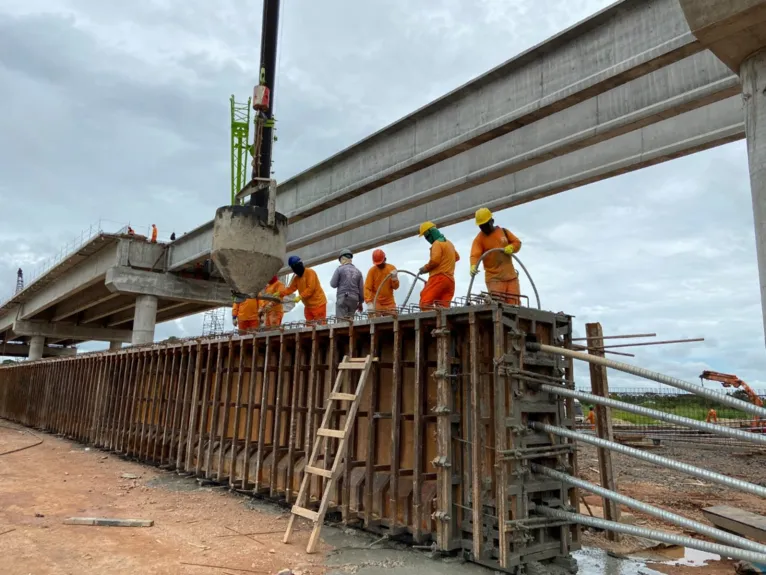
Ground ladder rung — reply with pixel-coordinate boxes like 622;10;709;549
291;506;319;521
347;357;368;362
305;465;333;478
338;362;366;370
317;428;346;439
329;392;357;401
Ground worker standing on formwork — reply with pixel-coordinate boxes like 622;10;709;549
232;296;264;332
151;224;158;243
417;221;460;309
280;256;327;322
364;249;399;314
330;248;364;318
470;207;523;304
260;276;285;327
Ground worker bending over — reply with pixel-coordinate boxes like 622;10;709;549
280;256;327;322
417;222;460;309
706;408;718;423
330;248;364;318
470;208;522;304
364;249;399;313
232;296;264;332
260;276;285;327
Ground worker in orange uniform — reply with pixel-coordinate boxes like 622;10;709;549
232;296;264;332
364;249;400;314
470;208;522;304
280;256;327;322
586;408;596;428
151;224;158;243
260;276;285;327
417;222;460;309
706;408;718;423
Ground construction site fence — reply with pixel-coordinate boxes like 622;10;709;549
0;303;581;574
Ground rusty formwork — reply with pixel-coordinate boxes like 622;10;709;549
0;302;580;574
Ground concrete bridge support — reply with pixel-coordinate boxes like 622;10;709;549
131;295;157;346
679;0;766;343
28;336;45;361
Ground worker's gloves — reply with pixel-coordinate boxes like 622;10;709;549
293;295;301;304
391;271;398;280
470;265;479;277
357;303;363;313
418;267;427;275
504;245;514;256
232;317;238;327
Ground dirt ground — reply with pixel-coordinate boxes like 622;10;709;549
1;420;763;575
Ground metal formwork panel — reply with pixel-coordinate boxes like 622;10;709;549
0;303;577;574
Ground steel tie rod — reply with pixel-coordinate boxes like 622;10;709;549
532;464;766;554
537;383;766;447
530;421;766;498
527;342;766;419
535;506;766;565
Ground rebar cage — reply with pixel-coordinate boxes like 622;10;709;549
0;302;579;574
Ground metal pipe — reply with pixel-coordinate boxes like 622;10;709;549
596;337;704;350
372;269;426;310
539;383;766;447
250;0;280;207
535;506;766;565
528;342;766;419
572;333;657;342
530;421;766;498
570;343;635;357
466;248;541;309
402;271;422;307
532;464;766;554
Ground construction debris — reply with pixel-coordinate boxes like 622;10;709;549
64;517;154;527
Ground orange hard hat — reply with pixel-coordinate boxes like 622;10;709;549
372;249;386;265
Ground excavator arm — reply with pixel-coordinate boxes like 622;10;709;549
699;370;764;408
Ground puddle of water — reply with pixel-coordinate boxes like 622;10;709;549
632;546;720;567
573;547;664;575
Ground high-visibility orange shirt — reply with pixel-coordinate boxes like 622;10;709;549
470;227;522;283
261;280;285;315
423;240;460;281
364;264;400;307
232;298;264;323
280;268;327;309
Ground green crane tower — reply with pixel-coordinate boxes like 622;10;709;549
230;95;252;205
202;95;254;338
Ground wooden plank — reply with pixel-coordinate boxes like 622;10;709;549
229;338;247;487
435;311;453;551
286;334;303;502
317;428;345;439
149;347;170;462
159;348;179;465
240;338;259;489
364;326;379;527
338;362;367;370
64;517;154;528
329;392;356;401
412;318;424;543
183;343;205;471
216;337;236;481
206;340;226;478
468;312;483;560
168;347;188;466
290;506;319;521
586;322;620;541
493;308;508;567
194;343;215;475
270;334;287;498
254;336;272;492
703;506;766;543
124;352;145;454
305;465;333;478
390;317;402;531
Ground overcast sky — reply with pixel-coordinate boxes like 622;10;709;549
1;0;763;389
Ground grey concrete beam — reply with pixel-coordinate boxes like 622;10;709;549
51;287;120;322
286;51;739;251
116;238;168;270
80;295;136;325
108;300;188;327
0;343;76;358
166;221;214;272
300;96;743;266
276;0;702;222
104;267;231;306
11;320;133;343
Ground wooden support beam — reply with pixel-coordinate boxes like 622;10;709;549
586;322;620;541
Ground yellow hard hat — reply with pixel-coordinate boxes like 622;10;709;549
475;207;492;226
419;221;436;237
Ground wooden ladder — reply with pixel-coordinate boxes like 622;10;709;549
283;354;375;553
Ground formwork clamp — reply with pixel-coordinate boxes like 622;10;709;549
431;328;451;337
431;510;451;522
431;456;451;468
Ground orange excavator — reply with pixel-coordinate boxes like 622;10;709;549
699;370;763;429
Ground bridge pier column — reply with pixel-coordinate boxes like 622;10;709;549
109;341;123;351
743;49;766;345
28;335;45;361
131;295;157;346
